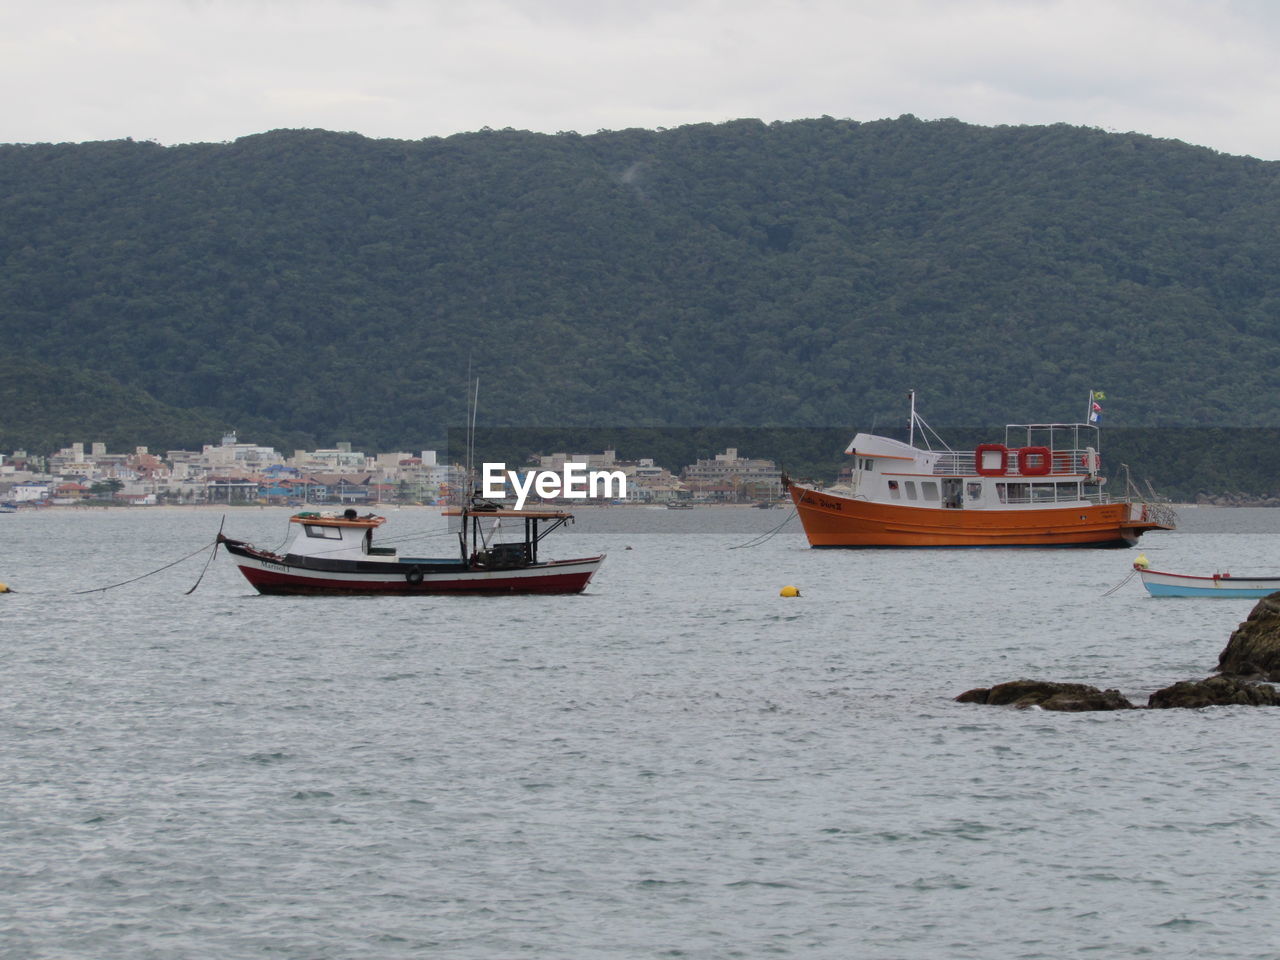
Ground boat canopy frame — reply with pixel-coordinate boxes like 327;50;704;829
445;507;577;567
1003;422;1100;453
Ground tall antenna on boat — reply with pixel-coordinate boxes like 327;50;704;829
467;376;480;499
908;390;916;447
471;378;480;493
457;364;481;560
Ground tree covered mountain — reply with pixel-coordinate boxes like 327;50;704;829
2;116;1278;483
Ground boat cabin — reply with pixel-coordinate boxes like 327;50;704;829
843;422;1106;510
286;510;389;562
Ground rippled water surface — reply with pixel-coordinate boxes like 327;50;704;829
2;505;1279;958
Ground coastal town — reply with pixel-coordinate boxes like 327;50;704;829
0;433;784;508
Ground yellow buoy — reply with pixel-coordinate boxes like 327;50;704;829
0;582;10;593
1134;554;1150;570
779;585;800;597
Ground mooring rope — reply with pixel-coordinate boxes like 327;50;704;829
184;517;226;594
72;517;226;595
729;509;798;549
73;539;218;594
1101;568;1138;598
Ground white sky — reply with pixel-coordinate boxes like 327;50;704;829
3;0;1279;159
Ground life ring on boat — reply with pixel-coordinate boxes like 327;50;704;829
974;443;1008;476
405;565;424;585
1017;446;1052;476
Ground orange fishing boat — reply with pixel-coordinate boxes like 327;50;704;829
785;393;1176;548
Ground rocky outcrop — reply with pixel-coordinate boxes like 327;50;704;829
1148;675;1280;708
959;594;1280;711
1216;594;1280;680
955;680;1134;711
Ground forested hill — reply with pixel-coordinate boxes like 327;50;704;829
2;116;1279;458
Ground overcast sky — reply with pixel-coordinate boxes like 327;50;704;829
4;0;1278;159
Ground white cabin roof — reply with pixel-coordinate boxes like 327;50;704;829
845;433;941;470
288;511;385;529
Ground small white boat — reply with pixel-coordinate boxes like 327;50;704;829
1134;561;1280;598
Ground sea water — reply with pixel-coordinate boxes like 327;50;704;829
1;505;1278;959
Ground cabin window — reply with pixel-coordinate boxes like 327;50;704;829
863;458;875;472
1057;482;1079;500
920;481;940;501
904;481;918;501
1032;483;1056;501
999;483;1029;503
304;524;343;539
967;482;982;501
888;480;901;500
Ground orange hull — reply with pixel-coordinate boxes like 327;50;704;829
789;484;1167;548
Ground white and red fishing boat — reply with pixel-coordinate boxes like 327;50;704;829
218;504;604;595
785;392;1176;548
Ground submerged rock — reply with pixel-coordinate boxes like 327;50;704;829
1148;676;1280;708
955;680;1134;711
1216;594;1280;681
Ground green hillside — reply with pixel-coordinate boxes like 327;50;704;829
2;116;1278;485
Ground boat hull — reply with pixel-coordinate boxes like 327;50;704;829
788;484;1168;548
1137;568;1280;598
221;540;604;595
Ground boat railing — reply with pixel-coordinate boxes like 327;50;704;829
932;451;976;474
931;448;1092;477
995;487;1111;506
991;487;1178;518
1140;500;1179;529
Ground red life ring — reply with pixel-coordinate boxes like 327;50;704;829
1017;446;1052;476
974;443;1008;476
